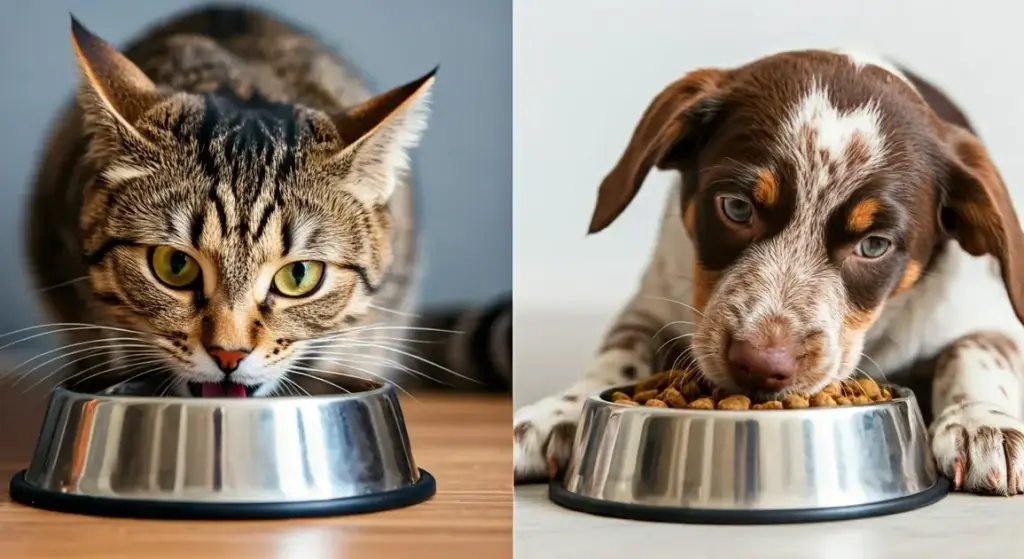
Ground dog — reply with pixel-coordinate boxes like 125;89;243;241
513;49;1024;496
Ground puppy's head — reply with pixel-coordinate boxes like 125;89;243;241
589;50;1024;397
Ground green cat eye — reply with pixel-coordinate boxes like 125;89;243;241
149;246;201;289
273;261;325;298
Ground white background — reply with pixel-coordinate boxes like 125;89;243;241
513;0;1024;407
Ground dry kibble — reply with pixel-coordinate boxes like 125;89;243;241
717;395;752;410
680;380;704;399
688;397;716;410
611;369;898;410
660;387;688;408
810;393;837;408
633;389;659;404
782;394;810;409
820;382;842;397
854;378;882;399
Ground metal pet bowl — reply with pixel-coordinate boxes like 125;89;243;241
549;384;948;524
9;378;435;520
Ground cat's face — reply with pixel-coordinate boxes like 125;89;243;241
70;19;432;397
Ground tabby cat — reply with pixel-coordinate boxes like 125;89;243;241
25;6;510;397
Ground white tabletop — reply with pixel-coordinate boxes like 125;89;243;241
514;485;1024;559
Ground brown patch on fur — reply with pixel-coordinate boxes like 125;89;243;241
752;168;779;207
843;306;881;332
692;261;720;313
683;202;696;237
893;260;923;295
847;198;880;233
959;332;1022;374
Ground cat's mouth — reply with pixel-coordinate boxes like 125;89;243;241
188;381;258;398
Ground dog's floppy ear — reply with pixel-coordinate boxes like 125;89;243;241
587;68;728;234
939;124;1024;326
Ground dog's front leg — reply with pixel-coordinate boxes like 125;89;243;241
929;331;1024;495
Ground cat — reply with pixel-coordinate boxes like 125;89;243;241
24;5;510;397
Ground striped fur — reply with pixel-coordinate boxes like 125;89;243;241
25;5;509;396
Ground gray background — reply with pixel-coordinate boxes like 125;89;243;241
0;0;511;340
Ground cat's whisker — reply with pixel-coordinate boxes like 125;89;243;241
302;350;430;380
367;304;420;318
11;346;167;387
285;369;352;394
22;353;169;394
101;365;172;395
308;324;463;343
6;338;162;381
291;362;419;402
307;340;482;385
0;322;150;341
36;276;91;293
0;325;150;353
62;357;172;393
279;376;310;397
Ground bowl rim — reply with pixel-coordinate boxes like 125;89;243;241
591;383;917;416
48;379;394;406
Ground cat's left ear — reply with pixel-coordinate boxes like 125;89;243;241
70;15;167;157
331;68;436;204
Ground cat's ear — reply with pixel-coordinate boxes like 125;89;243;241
70;16;166;157
331;68;436;204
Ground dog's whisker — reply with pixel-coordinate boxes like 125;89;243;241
653;320;695;340
642;296;707;319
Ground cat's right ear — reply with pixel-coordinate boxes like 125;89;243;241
70;15;166;156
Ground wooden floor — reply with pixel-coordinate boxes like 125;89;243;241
0;385;512;559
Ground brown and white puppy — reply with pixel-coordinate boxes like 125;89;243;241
513;49;1024;495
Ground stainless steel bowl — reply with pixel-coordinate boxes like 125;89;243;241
549;384;948;524
10;379;435;519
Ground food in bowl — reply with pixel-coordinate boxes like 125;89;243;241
609;369;893;410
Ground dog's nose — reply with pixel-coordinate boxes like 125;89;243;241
207;347;250;374
727;338;797;390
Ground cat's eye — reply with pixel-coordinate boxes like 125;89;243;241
149;246;201;289
272;261;326;298
855;236;892;259
719;196;753;224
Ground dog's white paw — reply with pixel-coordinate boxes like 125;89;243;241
513;349;650;483
930;401;1024;496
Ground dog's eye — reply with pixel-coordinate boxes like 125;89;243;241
720;197;753;223
855;236;891;259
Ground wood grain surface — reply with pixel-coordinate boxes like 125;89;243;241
0;384;512;559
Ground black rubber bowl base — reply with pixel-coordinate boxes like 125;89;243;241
548;476;949;525
9;468;436;520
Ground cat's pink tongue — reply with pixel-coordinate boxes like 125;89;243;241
200;382;248;398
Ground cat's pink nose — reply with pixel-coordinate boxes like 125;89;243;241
207;348;249;373
726;338;798;391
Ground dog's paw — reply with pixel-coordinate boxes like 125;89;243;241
930;401;1024;496
513;349;650;483
513;396;580;484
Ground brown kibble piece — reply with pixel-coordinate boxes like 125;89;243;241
634;389;658;404
752;400;784;410
810;393;837;408
835;396;852;406
645;398;668;408
617;399;640;407
852;394;873;405
854;378;881;399
611;391;631;402
842;380;863;396
880;388;892;401
717;395;752;410
660;387;687;408
820;382;842;397
711;387;731;401
782;394;810;409
680;380;703;399
634;375;664;394
688;397;715;410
